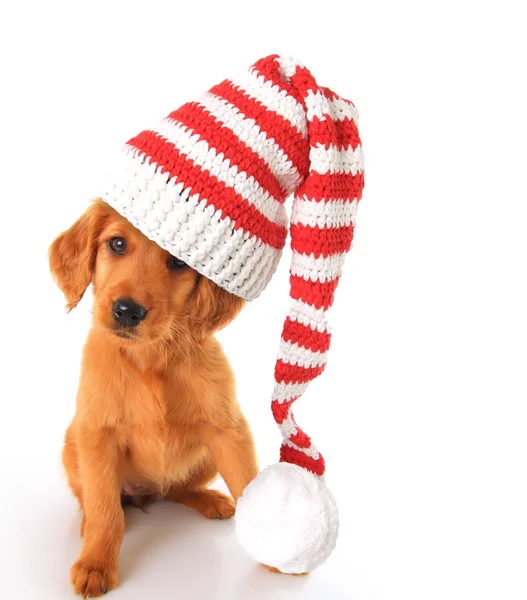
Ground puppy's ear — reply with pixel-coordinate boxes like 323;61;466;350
188;276;245;340
49;201;108;311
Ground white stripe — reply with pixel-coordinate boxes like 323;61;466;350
290;251;346;283
277;56;303;80
198;93;302;195
310;144;364;176
231;69;308;136
278;339;328;369
102;147;281;301
272;381;310;403
152;118;288;228
278;412;298;438
305;89;360;123
287;299;331;333
291;197;359;229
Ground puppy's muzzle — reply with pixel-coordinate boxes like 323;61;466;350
112;298;147;328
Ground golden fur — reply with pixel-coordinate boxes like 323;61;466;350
49;200;258;597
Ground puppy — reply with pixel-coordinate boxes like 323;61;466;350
49;199;258;597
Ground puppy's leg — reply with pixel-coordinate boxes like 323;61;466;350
167;459;235;519
70;428;124;598
209;418;259;502
62;426;86;536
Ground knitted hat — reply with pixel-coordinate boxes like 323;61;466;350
102;54;364;573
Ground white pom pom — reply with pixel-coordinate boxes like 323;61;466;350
235;462;339;574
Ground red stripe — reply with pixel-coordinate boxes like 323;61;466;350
271;398;297;424
275;359;326;385
290;66;319;98
289;275;340;310
288;422;312;448
300;171;365;202
280;445;325;476
281;318;332;353
209;80;310;178
320;86;341;102
252;55;305;107
309;116;361;150
168;102;285;202
127;131;287;250
290;223;354;258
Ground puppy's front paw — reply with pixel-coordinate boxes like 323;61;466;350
198;489;236;519
70;558;118;597
171;489;236;519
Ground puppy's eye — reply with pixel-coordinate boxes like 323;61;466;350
168;255;187;270
109;237;127;255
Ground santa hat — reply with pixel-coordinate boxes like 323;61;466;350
102;54;364;573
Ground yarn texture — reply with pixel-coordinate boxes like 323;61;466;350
102;54;364;571
236;463;339;574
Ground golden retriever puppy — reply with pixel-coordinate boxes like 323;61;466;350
49;199;258;597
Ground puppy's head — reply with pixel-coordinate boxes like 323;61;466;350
49;200;244;344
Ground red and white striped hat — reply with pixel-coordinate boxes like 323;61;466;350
103;54;364;573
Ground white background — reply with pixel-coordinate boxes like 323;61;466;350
1;1;526;599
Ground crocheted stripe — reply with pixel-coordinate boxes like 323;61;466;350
281;317;332;354
168;102;285;203
287;298;331;332
290;251;346;284
277;339;328;369
275;359;326;385
209;79;310;178
290;223;354;258
272;381;310;403
288;275;340;311
153;117;287;227
288;430;312;449
230;69;308;137
310;144;364;176
304;89;360;123
300;171;365;203
309;115;362;150
291;197;359;229
127;131;287;250
280;445;325;476
197;92;302;196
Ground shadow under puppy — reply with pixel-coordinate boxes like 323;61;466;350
49;199;258;597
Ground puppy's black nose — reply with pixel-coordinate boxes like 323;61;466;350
112;298;147;328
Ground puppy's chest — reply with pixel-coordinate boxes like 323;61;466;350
120;372;207;483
